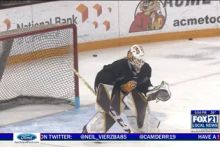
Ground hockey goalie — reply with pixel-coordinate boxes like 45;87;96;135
82;44;171;133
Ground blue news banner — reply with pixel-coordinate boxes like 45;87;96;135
39;133;220;141
1;133;220;141
0;110;219;141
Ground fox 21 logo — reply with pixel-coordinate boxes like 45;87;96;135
191;110;219;131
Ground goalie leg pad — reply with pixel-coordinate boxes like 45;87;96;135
123;90;160;132
111;84;125;114
123;89;147;128
96;83;111;112
95;103;116;132
132;89;148;128
93;84;124;132
124;105;160;133
82;112;108;133
82;107;116;133
96;83;125;114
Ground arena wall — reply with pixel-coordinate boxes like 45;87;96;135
0;0;220;53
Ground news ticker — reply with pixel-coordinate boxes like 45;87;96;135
0;110;219;142
0;133;220;141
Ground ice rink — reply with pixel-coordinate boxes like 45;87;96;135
0;36;220;146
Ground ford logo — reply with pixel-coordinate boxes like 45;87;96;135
17;133;37;141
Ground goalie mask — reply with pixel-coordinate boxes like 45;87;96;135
127;44;145;73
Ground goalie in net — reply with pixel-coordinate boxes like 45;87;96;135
82;44;171;133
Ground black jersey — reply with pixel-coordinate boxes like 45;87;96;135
95;58;152;94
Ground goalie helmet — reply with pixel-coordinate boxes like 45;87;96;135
127;44;145;72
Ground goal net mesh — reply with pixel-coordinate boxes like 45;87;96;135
0;24;79;110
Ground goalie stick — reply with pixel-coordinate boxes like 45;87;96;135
72;68;132;133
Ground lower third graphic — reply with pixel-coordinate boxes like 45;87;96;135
191;110;219;132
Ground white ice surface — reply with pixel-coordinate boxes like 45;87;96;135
1;37;220;147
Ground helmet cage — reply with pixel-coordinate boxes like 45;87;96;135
127;45;145;72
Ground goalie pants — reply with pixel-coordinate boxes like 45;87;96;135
82;84;160;133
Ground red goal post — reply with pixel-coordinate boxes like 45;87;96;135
0;23;80;109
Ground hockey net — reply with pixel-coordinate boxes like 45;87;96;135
0;23;79;111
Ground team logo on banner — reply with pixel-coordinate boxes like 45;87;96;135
129;0;167;33
191;110;219;132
